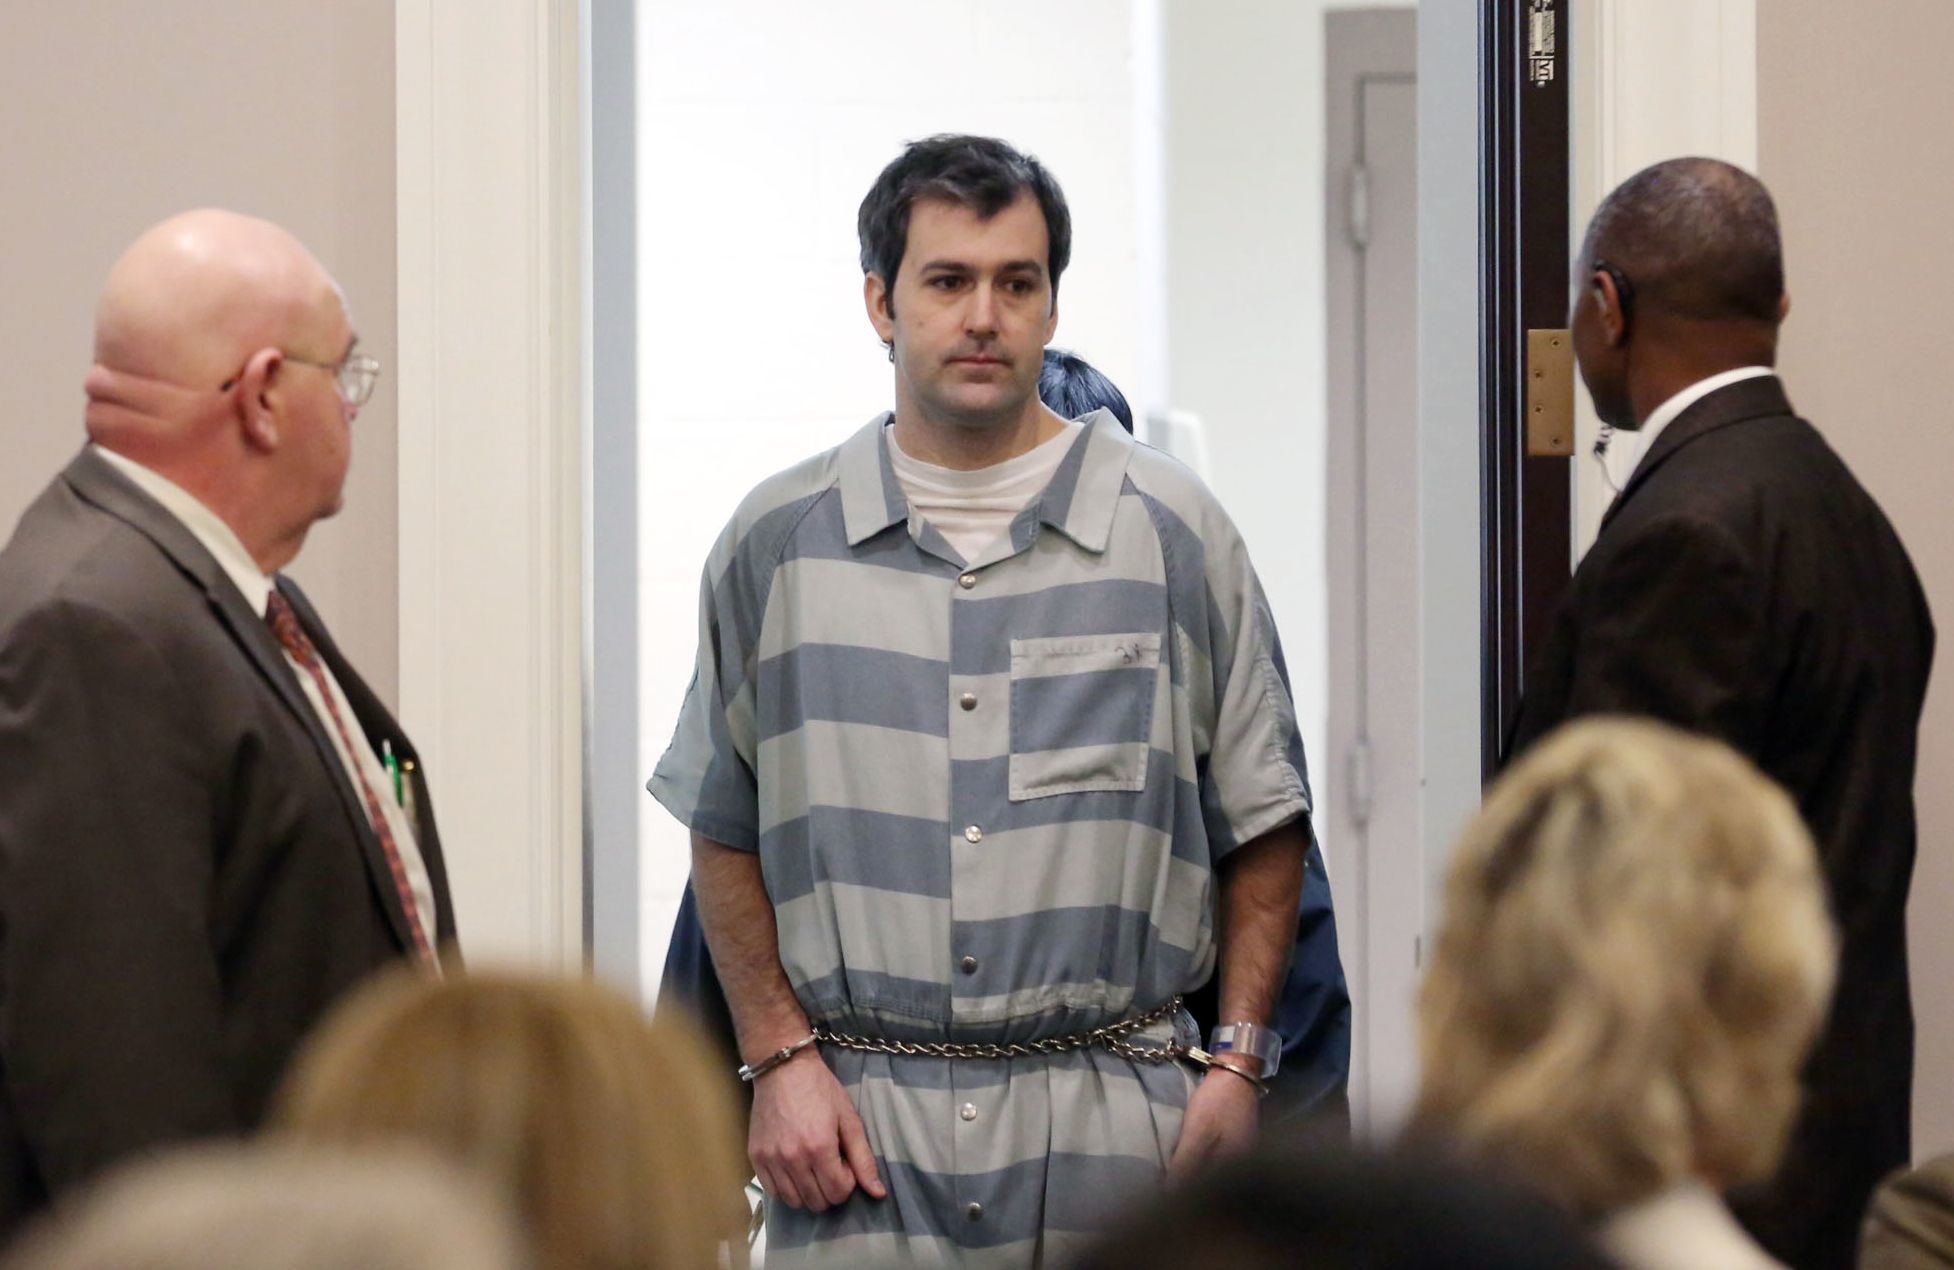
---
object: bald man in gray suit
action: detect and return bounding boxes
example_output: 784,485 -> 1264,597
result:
0,211 -> 457,1235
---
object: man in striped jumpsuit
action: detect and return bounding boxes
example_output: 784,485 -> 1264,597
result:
651,134 -> 1321,1265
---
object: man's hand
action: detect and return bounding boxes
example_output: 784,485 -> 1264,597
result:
1165,1066 -> 1260,1184
1171,820 -> 1303,1184
691,836 -> 885,1212
748,1049 -> 888,1213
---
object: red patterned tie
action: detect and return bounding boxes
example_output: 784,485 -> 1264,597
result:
265,590 -> 436,970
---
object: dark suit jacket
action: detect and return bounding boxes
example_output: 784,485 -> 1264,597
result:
1507,376 -> 1934,1270
0,449 -> 457,1235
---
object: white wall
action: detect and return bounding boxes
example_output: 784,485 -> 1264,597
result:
1158,0 -> 1340,847
634,0 -> 1146,989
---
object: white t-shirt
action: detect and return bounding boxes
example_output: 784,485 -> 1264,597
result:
885,417 -> 1084,563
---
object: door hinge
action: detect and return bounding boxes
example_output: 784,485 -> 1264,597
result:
1526,328 -> 1575,457
1346,737 -> 1374,829
1347,163 -> 1371,251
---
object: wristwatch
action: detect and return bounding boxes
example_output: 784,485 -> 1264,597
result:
1209,1022 -> 1282,1078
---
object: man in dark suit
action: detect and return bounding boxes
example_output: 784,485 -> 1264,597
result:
0,210 -> 456,1235
1507,158 -> 1933,1270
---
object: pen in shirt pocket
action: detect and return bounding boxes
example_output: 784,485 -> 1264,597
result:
381,739 -> 405,808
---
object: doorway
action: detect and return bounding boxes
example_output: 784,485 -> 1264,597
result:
1325,6 -> 1419,1135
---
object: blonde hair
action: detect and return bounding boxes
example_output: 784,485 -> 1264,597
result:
272,970 -> 748,1270
3,1144 -> 525,1270
1413,717 -> 1836,1216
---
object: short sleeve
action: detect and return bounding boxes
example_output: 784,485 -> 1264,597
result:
1195,522 -> 1314,859
647,543 -> 765,853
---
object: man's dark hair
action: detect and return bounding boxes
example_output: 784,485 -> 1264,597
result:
857,134 -> 1072,301
1039,348 -> 1132,432
1581,156 -> 1784,325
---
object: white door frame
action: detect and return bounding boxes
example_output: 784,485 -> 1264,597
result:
1327,6 -> 1421,1138
1412,0 -> 1484,1131
394,0 -> 587,968
1571,0 -> 1758,553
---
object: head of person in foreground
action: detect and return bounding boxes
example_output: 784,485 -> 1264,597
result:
1073,1143 -> 1613,1270
271,969 -> 749,1270
1,1144 -> 526,1270
1412,716 -> 1836,1218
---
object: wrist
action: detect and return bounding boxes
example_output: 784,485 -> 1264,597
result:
738,1016 -> 815,1068
737,1026 -> 820,1083
1208,1021 -> 1282,1079
1202,1055 -> 1269,1097
1207,1052 -> 1262,1078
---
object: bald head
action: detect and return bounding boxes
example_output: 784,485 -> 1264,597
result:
1580,158 -> 1784,326
83,211 -> 362,574
95,209 -> 346,387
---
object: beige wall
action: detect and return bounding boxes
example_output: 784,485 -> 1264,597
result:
0,1 -> 399,702
1759,0 -> 1954,1156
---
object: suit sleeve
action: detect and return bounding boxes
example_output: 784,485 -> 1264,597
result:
0,600 -> 236,1192
1560,514 -> 1770,751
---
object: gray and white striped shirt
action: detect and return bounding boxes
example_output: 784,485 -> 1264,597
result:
651,408 -> 1312,1263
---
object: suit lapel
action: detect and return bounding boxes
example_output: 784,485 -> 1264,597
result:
1599,375 -> 1797,533
277,579 -> 454,944
64,451 -> 323,732
63,451 -> 422,956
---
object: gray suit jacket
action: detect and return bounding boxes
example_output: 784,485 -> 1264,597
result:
0,448 -> 456,1235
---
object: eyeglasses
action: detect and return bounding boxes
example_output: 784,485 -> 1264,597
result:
219,347 -> 382,408
283,349 -> 382,407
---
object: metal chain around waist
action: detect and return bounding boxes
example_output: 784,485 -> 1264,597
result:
812,995 -> 1188,1064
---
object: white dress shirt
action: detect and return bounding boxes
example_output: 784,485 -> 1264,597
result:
1600,365 -> 1775,493
92,445 -> 438,941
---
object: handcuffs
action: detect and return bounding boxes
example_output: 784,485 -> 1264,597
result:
739,1011 -> 1283,1096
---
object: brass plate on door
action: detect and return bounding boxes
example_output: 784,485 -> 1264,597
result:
1526,328 -> 1574,457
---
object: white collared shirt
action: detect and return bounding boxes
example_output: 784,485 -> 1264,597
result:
1600,365 -> 1775,493
91,445 -> 437,941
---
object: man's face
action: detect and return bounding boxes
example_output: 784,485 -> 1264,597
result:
275,285 -> 358,522
868,191 -> 1059,430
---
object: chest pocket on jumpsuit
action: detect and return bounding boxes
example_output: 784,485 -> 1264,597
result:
1007,632 -> 1161,801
